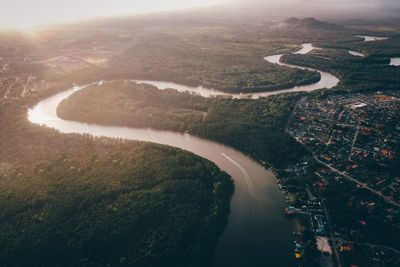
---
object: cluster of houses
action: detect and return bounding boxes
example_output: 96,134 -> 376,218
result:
290,92 -> 400,205
275,160 -> 333,265
276,92 -> 400,266
0,56 -> 46,103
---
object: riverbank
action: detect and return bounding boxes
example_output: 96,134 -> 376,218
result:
51,42 -> 342,266
0,81 -> 236,267
31,80 -> 298,267
109,36 -> 322,94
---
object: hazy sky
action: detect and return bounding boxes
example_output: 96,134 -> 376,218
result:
239,0 -> 400,8
1,0 -> 399,30
0,0 -> 228,29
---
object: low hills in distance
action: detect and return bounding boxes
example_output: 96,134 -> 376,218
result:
276,17 -> 345,31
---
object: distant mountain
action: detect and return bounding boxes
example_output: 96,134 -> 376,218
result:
277,17 -> 344,31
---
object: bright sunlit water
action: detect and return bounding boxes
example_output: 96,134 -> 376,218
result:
349,50 -> 365,57
26,42 -> 341,267
390,58 -> 400,66
28,81 -> 296,267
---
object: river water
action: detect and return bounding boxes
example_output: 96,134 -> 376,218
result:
28,84 -> 296,267
390,58 -> 400,66
357,35 -> 389,42
136,44 -> 339,99
349,50 -> 365,57
263,43 -> 339,93
355,36 -> 399,67
27,43 -> 340,266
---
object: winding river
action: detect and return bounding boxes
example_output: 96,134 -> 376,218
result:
263,43 -> 339,94
355,36 -> 399,66
135,43 -> 339,99
28,43 -> 339,267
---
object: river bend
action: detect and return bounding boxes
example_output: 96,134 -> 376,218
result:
28,43 -> 340,266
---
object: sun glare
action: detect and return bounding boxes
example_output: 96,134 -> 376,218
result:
0,0 -> 228,30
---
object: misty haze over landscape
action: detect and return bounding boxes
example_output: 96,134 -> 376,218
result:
1,0 -> 400,29
1,0 -> 400,267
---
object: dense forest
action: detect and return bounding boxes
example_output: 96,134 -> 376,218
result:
58,81 -> 208,132
2,14 -> 400,267
0,143 -> 233,266
106,33 -> 321,94
314,36 -> 400,58
281,38 -> 400,94
58,81 -> 307,168
0,81 -> 233,266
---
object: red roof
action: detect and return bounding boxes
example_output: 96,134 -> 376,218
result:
321,169 -> 332,174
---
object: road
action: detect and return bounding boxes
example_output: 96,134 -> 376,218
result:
287,100 -> 400,267
322,200 -> 342,267
288,99 -> 342,267
21,75 -> 33,97
28,82 -> 297,267
289,131 -> 400,209
348,124 -> 360,161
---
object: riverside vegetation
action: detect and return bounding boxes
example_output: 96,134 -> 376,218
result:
57,81 -> 307,168
0,84 -> 233,267
0,16 -> 329,267
108,34 -> 321,94
2,14 -> 400,267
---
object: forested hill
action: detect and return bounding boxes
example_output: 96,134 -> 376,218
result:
0,141 -> 233,266
57,81 -> 307,168
277,17 -> 345,31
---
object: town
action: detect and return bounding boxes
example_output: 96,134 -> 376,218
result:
1,5 -> 400,265
275,91 -> 400,266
